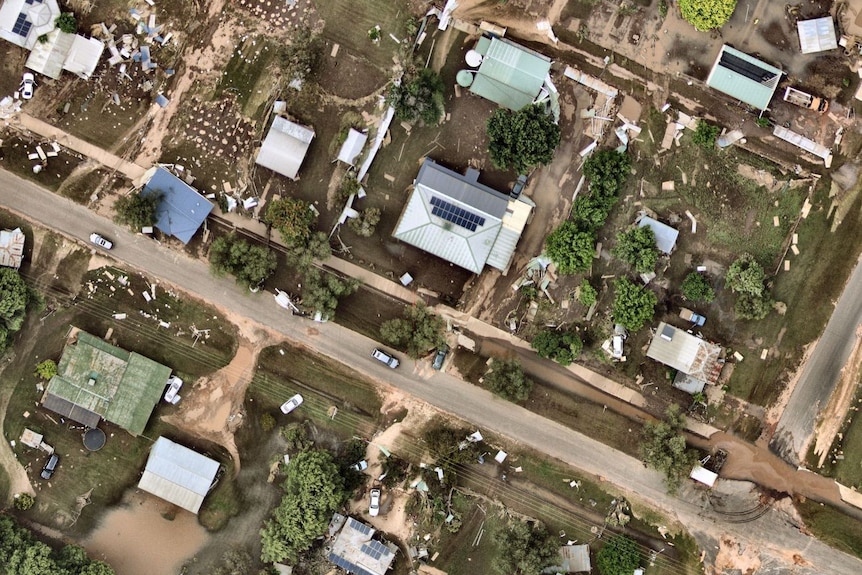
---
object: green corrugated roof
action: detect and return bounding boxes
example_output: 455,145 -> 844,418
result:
469,37 -> 551,110
706,45 -> 782,110
45,331 -> 171,435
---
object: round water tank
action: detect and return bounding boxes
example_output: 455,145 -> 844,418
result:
465,50 -> 483,67
83,428 -> 107,451
456,70 -> 474,87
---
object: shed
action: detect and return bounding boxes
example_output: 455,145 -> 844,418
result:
0,0 -> 60,49
328,516 -> 396,575
556,544 -> 591,573
690,464 -> 718,487
467,35 -> 552,110
140,167 -> 214,244
646,323 -> 723,389
797,17 -> 837,54
638,216 -> 678,254
337,128 -> 367,166
138,437 -> 220,514
26,30 -> 103,80
62,34 -> 104,79
256,115 -> 315,180
706,45 -> 782,110
0,227 -> 25,269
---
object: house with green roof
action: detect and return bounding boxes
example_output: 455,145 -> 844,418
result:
706,45 -> 783,111
41,330 -> 172,436
464,35 -> 552,111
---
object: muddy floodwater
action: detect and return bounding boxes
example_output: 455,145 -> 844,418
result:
84,491 -> 210,575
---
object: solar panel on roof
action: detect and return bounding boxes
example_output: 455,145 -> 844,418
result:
349,518 -> 372,536
719,51 -> 777,84
430,196 -> 486,232
12,13 -> 32,37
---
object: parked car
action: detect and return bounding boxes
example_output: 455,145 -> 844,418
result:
20,73 -> 35,100
40,453 -> 59,480
371,348 -> 399,369
369,488 -> 381,517
432,346 -> 449,370
352,459 -> 368,472
89,233 -> 113,250
510,174 -> 528,199
164,375 -> 183,404
280,393 -> 304,414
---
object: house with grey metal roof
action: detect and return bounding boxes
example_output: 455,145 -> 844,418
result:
797,17 -> 837,54
328,516 -> 396,575
0,0 -> 60,50
706,45 -> 782,111
462,35 -> 552,111
256,115 -> 315,180
393,158 -> 533,274
646,323 -> 724,394
140,167 -> 214,244
138,437 -> 220,514
638,216 -> 678,254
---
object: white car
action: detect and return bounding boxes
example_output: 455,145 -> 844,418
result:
369,488 -> 381,517
21,73 -> 35,100
89,233 -> 113,250
280,393 -> 303,414
164,376 -> 183,404
352,460 -> 368,472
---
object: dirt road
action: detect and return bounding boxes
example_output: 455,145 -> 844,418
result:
3,169 -> 862,573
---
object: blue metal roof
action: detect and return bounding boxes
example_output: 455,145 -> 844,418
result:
141,168 -> 214,244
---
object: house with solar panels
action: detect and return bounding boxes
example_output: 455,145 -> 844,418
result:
328,516 -> 396,575
0,0 -> 60,49
393,158 -> 534,275
705,45 -> 783,111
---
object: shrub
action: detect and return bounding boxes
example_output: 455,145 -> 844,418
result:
680,272 -> 715,302
692,120 -> 720,148
14,493 -> 35,511
578,279 -> 597,307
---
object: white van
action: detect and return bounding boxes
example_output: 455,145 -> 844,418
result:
371,348 -> 399,369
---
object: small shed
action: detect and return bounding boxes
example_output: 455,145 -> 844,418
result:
138,437 -> 220,514
646,322 -> 724,390
140,167 -> 214,244
256,115 -> 315,180
0,227 -> 25,269
797,17 -> 837,54
337,128 -> 367,166
706,45 -> 782,110
558,544 -> 591,573
690,464 -> 718,487
467,35 -> 552,111
638,216 -> 678,254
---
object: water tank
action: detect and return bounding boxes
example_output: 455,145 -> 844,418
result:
465,49 -> 483,67
456,70 -> 474,87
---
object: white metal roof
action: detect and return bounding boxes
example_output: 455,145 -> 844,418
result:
638,216 -> 678,254
772,125 -> 832,164
0,0 -> 60,49
486,198 -> 532,272
690,464 -> 718,487
25,28 -> 73,79
138,437 -> 219,514
256,116 -> 315,180
646,322 -> 723,384
337,128 -> 367,166
63,34 -> 104,79
797,17 -> 837,54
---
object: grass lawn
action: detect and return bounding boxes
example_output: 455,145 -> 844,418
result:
315,0 -> 411,71
434,493 -> 506,575
0,135 -> 84,192
796,499 -> 862,559
213,35 -> 278,117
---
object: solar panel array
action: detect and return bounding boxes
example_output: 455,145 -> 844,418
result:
12,13 -> 31,37
25,0 -> 44,5
430,196 -> 485,232
348,517 -> 372,536
360,540 -> 391,561
328,553 -> 376,575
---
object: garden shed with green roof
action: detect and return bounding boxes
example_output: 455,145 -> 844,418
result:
466,35 -> 551,111
41,329 -> 172,436
706,45 -> 782,111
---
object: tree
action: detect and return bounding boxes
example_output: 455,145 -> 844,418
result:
691,119 -> 720,147
597,534 -> 641,575
612,278 -> 657,332
679,0 -> 737,31
493,520 -> 559,575
14,493 -> 34,510
578,279 -> 597,307
485,358 -> 532,402
545,221 -> 595,274
613,226 -> 659,273
287,231 -> 332,272
0,268 -> 29,352
725,253 -> 766,295
387,67 -> 445,125
680,272 -> 715,303
735,291 -> 773,321
281,26 -> 321,82
531,329 -> 583,366
114,192 -> 159,231
487,104 -> 561,174
55,13 -> 77,34
260,450 -> 346,564
299,269 -> 359,320
348,208 -> 381,237
640,405 -> 698,494
34,360 -> 57,381
337,173 -> 361,203
573,150 -> 631,232
208,233 -> 277,288
266,197 -> 317,245
8,541 -> 58,575
380,302 -> 446,359
424,423 -> 483,464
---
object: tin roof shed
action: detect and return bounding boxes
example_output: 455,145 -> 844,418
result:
638,216 -> 678,254
256,115 -> 315,180
706,45 -> 782,110
138,437 -> 220,514
0,227 -> 25,269
337,128 -> 367,166
140,167 -> 214,244
646,323 -> 723,387
797,17 -> 837,54
468,35 -> 551,110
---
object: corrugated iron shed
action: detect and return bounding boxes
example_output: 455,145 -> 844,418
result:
138,437 -> 219,514
140,167 -> 214,244
24,28 -> 73,79
646,322 -> 723,386
638,216 -> 678,254
469,35 -> 551,110
706,45 -> 782,110
0,227 -> 25,269
63,34 -> 104,79
797,17 -> 837,54
256,115 -> 315,180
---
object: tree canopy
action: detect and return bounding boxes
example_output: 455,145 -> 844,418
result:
485,358 -> 533,402
208,233 -> 277,288
692,119 -> 720,147
493,520 -> 559,575
260,449 -> 346,564
680,272 -> 715,303
287,231 -> 332,272
299,269 -> 359,321
266,197 -> 317,246
424,423 -> 484,464
612,277 -> 657,332
613,226 -> 659,273
379,302 -> 446,359
573,150 -> 631,232
578,278 -> 598,307
280,26 -> 321,82
597,534 -> 641,575
544,221 -> 595,275
487,104 -> 561,174
34,360 -> 57,381
55,13 -> 77,34
348,208 -> 381,238
640,405 -> 698,494
114,192 -> 159,231
679,0 -> 737,31
0,516 -> 114,575
0,268 -> 30,353
725,253 -> 772,320
387,67 -> 445,125
531,329 -> 583,366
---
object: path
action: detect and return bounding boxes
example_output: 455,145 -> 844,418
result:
3,170 -> 862,574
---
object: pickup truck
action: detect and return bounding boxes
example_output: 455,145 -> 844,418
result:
782,86 -> 828,113
679,307 -> 706,327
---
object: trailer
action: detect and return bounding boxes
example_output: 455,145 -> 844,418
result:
782,86 -> 828,113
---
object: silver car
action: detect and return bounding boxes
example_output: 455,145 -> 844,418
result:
89,233 -> 113,250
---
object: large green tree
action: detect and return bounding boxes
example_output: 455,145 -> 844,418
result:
114,192 -> 159,231
493,520 -> 559,575
544,221 -> 595,274
380,302 -> 446,359
613,226 -> 659,273
387,67 -> 445,125
573,150 -> 631,232
208,233 -> 277,288
725,253 -> 772,320
0,268 -> 30,352
597,534 -> 641,575
680,272 -> 715,303
487,104 -> 561,174
640,405 -> 699,494
485,358 -> 533,402
299,269 -> 359,321
531,329 -> 583,366
679,0 -> 737,31
612,277 -> 657,332
260,449 -> 346,564
287,231 -> 332,272
692,120 -> 720,147
266,197 -> 317,245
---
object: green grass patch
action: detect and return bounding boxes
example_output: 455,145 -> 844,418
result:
0,136 -> 84,192
214,36 -> 277,114
315,0 -> 410,71
435,493 -> 505,575
199,459 -> 242,531
56,168 -> 124,205
0,464 -> 10,507
796,499 -> 862,559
